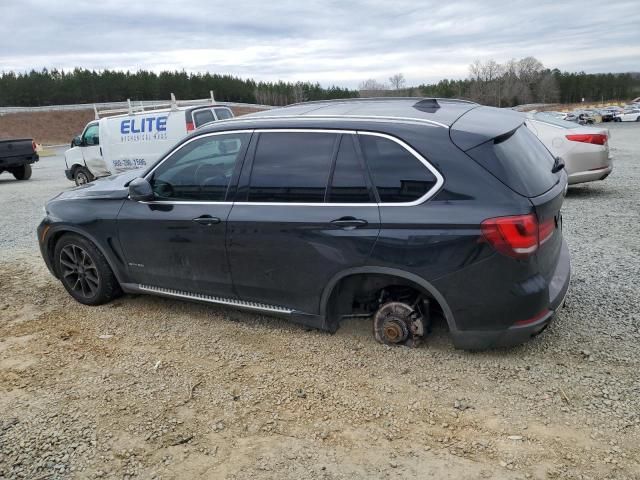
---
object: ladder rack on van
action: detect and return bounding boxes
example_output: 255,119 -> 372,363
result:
93,91 -> 217,119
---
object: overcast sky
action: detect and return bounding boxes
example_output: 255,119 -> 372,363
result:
1,0 -> 639,87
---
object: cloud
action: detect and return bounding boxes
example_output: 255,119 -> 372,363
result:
1,0 -> 639,87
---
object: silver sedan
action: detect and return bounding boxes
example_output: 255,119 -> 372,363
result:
526,113 -> 612,185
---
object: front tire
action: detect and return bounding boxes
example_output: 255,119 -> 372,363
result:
12,164 -> 32,180
74,167 -> 94,186
54,234 -> 121,305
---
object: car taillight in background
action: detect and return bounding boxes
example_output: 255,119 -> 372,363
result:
565,133 -> 607,145
481,214 -> 556,259
186,121 -> 195,132
32,140 -> 37,152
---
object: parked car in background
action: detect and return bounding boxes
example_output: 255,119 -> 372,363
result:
566,111 -> 596,125
39,98 -> 571,351
0,138 -> 39,181
614,108 -> 640,122
599,109 -> 615,122
65,99 -> 234,185
527,112 -> 612,185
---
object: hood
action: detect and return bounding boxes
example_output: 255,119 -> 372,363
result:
55,170 -> 140,201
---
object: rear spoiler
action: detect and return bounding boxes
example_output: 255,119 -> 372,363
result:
450,106 -> 525,151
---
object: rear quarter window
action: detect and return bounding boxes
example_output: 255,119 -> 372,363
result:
360,134 -> 438,203
467,126 -> 558,197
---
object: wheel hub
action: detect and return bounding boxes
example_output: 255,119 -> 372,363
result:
382,318 -> 409,343
59,244 -> 99,299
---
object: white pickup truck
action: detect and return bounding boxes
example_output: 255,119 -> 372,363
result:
64,101 -> 234,185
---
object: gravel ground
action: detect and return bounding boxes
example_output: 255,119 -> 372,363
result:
1,124 -> 639,479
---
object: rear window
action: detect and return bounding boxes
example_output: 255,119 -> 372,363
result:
214,108 -> 233,120
467,126 -> 557,197
193,109 -> 215,128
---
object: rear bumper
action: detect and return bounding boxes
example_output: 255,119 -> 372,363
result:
0,153 -> 39,169
450,238 -> 571,350
568,165 -> 612,185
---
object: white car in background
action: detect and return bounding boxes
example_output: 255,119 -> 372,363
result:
526,112 -> 612,185
613,108 -> 640,122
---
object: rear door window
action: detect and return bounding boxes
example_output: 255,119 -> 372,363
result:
247,132 -> 337,203
359,134 -> 437,203
467,126 -> 557,197
327,135 -> 372,203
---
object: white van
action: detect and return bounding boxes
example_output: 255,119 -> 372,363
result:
64,100 -> 234,185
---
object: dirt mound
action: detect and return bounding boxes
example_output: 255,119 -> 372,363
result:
0,106 -> 266,145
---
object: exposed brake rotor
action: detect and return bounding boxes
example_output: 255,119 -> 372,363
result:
373,301 -> 426,348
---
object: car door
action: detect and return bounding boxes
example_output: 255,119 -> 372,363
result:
227,130 -> 381,314
117,130 -> 252,296
81,123 -> 109,176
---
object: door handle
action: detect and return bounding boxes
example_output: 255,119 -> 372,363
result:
192,215 -> 221,226
330,217 -> 368,229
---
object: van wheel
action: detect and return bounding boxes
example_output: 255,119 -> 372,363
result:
54,234 -> 121,305
12,164 -> 32,180
74,167 -> 94,185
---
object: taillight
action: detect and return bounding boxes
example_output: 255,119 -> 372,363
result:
32,140 -> 37,151
565,133 -> 607,145
186,122 -> 195,132
481,214 -> 555,259
538,218 -> 555,246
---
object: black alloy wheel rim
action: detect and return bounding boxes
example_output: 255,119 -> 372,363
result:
60,244 -> 100,298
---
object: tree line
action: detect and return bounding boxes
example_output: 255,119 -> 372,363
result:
0,68 -> 358,107
416,57 -> 640,106
1,60 -> 639,108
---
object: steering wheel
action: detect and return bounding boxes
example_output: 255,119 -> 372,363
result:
153,179 -> 174,198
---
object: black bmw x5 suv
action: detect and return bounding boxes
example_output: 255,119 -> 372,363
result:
38,98 -> 570,350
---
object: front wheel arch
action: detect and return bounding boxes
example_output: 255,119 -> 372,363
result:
46,227 -> 126,285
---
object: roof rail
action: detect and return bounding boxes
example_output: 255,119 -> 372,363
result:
284,97 -> 477,108
93,91 -> 217,119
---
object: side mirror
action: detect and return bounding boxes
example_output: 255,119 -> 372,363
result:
128,177 -> 154,202
72,136 -> 82,147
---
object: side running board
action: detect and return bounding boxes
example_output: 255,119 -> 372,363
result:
138,284 -> 293,314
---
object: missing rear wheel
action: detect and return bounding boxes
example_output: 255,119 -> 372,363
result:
373,301 -> 427,348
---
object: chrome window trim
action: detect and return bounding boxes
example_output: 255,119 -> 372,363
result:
140,128 -> 444,207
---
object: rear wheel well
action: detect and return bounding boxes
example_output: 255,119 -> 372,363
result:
324,273 -> 447,332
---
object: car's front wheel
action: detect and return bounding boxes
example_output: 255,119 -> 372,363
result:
54,234 -> 121,305
74,166 -> 94,186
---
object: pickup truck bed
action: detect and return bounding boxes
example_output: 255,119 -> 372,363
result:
0,138 -> 39,180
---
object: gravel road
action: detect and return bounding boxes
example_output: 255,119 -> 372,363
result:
1,124 -> 639,479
